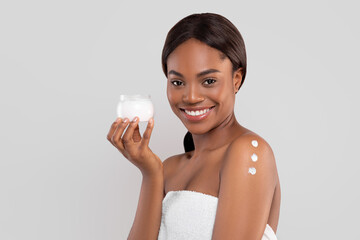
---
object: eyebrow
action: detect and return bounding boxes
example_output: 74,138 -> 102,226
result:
168,69 -> 220,78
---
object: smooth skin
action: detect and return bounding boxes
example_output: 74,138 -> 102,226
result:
107,38 -> 281,239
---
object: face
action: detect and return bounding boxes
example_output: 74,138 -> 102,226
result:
166,38 -> 242,135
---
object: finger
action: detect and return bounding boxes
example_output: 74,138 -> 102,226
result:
107,118 -> 122,144
112,118 -> 130,151
122,117 -> 139,147
132,124 -> 142,142
141,117 -> 154,147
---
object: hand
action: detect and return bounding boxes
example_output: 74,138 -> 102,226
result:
107,117 -> 163,176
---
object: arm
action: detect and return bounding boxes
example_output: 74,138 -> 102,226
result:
211,135 -> 277,240
127,168 -> 164,240
106,117 -> 164,240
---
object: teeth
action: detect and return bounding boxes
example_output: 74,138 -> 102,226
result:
184,108 -> 211,116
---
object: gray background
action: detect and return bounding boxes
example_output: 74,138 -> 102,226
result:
1,0 -> 359,239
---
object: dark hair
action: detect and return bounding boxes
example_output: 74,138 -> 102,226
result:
161,13 -> 247,153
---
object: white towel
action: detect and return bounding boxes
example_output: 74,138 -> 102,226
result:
158,190 -> 277,240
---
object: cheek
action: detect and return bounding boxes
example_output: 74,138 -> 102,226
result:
207,84 -> 229,100
166,86 -> 178,106
208,84 -> 235,108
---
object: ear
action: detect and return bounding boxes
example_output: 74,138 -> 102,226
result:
233,67 -> 243,94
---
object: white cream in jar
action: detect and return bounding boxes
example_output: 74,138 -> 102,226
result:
117,94 -> 154,122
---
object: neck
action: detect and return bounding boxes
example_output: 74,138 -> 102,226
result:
191,111 -> 245,154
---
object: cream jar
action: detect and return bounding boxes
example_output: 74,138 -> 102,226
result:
117,94 -> 154,122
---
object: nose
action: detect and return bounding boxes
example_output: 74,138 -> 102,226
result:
182,84 -> 204,104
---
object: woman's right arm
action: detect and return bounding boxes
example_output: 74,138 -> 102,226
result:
127,167 -> 164,240
107,117 -> 164,240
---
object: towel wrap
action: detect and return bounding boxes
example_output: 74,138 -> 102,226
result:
158,190 -> 277,240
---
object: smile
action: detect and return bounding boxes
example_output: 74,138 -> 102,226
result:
180,106 -> 215,121
185,108 -> 211,116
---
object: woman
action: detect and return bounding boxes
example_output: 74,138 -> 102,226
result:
107,13 -> 280,240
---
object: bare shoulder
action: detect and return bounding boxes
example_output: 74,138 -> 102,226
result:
212,132 -> 279,238
162,152 -> 188,180
232,131 -> 275,162
221,131 -> 277,183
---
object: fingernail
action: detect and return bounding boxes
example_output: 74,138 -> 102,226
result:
132,117 -> 138,122
123,118 -> 129,123
116,118 -> 121,122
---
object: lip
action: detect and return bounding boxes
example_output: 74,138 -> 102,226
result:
180,106 -> 215,122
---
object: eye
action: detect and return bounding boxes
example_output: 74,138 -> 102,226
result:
171,80 -> 183,86
204,78 -> 216,85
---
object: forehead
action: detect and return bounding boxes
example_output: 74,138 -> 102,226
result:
167,38 -> 231,74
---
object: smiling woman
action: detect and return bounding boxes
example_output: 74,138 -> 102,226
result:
159,13 -> 280,240
107,12 -> 280,240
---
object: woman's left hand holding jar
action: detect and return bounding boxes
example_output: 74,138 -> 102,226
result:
107,116 -> 163,177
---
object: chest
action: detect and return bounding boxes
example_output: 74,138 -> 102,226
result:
164,148 -> 228,198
